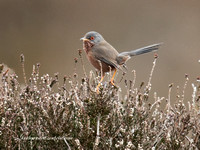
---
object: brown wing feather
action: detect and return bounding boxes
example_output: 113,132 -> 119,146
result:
92,40 -> 122,72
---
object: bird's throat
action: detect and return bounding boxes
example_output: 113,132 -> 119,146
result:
83,41 -> 94,54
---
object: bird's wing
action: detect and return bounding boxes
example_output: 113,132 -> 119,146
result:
92,41 -> 122,70
95,55 -> 121,70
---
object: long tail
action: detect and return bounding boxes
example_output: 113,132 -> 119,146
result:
128,43 -> 162,56
119,43 -> 162,57
116,43 -> 163,65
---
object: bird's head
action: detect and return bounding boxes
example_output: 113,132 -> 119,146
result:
80,31 -> 104,51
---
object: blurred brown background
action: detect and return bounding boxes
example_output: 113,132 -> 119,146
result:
0,0 -> 199,99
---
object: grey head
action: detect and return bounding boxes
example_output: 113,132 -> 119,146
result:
80,31 -> 104,45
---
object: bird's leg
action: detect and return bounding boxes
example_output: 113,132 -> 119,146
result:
96,75 -> 105,94
110,69 -> 117,86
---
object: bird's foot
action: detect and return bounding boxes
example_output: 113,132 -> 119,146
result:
96,87 -> 100,94
110,81 -> 118,88
96,84 -> 102,94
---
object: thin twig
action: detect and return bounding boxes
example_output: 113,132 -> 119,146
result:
191,83 -> 197,111
147,54 -> 158,88
64,138 -> 71,150
118,72 -> 126,83
150,96 -> 165,110
132,70 -> 136,89
87,115 -> 90,135
145,54 -> 158,95
185,136 -> 198,149
78,49 -> 87,77
98,60 -> 103,79
20,54 -> 27,85
181,74 -> 189,102
94,114 -> 101,149
166,83 -> 173,114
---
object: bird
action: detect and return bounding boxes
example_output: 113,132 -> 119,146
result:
80,31 -> 162,93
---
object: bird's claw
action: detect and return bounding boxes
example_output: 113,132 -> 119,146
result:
110,81 -> 118,88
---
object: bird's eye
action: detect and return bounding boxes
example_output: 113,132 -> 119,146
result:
90,36 -> 94,40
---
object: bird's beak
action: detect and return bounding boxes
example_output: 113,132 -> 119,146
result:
80,37 -> 90,42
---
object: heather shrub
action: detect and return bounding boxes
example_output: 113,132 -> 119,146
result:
0,53 -> 200,149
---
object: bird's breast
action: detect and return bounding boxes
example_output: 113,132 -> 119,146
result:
86,51 -> 115,73
86,51 -> 101,70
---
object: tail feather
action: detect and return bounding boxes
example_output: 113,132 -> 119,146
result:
118,43 -> 162,57
128,43 -> 162,56
116,43 -> 162,65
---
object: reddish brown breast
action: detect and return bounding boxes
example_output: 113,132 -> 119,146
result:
86,51 -> 115,73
